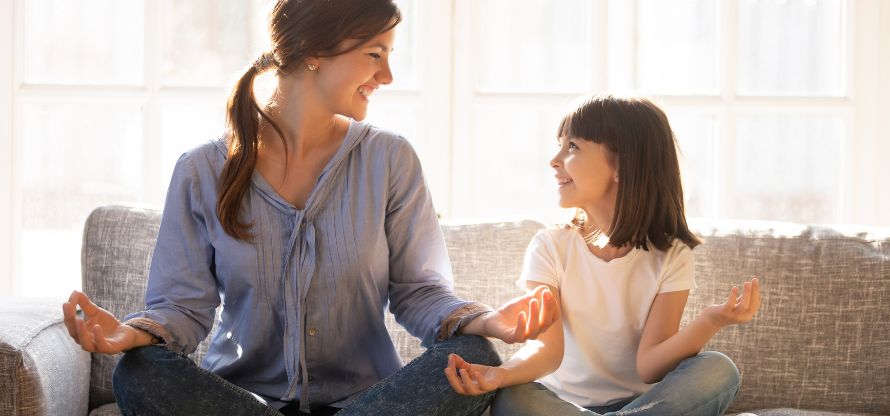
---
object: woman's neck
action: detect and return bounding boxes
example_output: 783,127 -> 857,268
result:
260,76 -> 343,156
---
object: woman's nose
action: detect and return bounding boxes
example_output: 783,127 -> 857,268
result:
376,60 -> 393,85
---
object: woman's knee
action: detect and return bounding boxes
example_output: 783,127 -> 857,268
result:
442,335 -> 502,367
113,346 -> 185,400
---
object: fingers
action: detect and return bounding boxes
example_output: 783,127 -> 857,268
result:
445,354 -> 485,396
458,368 -> 484,395
540,288 -> 559,327
738,281 -> 753,311
71,290 -> 100,317
724,286 -> 738,312
523,298 -> 541,339
91,324 -> 117,354
75,317 -> 96,352
509,311 -> 527,344
444,355 -> 466,394
62,301 -> 80,343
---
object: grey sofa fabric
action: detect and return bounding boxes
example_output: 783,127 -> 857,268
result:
685,219 -> 890,415
0,298 -> 90,416
1,205 -> 888,415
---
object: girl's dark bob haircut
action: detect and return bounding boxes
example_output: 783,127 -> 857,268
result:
559,93 -> 701,251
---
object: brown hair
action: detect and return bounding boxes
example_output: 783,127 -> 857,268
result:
558,94 -> 701,251
218,0 -> 401,240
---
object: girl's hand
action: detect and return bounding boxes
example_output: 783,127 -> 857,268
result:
444,353 -> 507,396
477,285 -> 559,344
702,277 -> 762,329
62,290 -> 147,354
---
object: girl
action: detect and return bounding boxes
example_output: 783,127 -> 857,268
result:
61,1 -> 558,415
445,94 -> 761,416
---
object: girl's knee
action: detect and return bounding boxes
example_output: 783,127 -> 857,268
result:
690,351 -> 740,393
491,383 -> 544,416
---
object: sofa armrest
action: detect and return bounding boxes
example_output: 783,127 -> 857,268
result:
0,297 -> 90,416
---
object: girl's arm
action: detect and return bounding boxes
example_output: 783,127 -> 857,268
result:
445,282 -> 565,395
636,278 -> 760,384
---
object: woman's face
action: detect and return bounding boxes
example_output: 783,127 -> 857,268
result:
312,27 -> 395,120
550,136 -> 619,212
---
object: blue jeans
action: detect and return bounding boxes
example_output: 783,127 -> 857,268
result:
113,335 -> 501,416
491,351 -> 740,416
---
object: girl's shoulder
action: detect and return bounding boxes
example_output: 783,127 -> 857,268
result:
528,226 -> 582,254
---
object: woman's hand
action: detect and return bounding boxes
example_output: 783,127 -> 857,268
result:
702,277 -> 761,329
62,290 -> 150,354
469,285 -> 559,344
444,353 -> 507,396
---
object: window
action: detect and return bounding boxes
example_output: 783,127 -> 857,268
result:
2,0 -> 888,297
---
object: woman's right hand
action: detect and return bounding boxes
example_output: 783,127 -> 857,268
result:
62,290 -> 151,354
444,353 -> 507,396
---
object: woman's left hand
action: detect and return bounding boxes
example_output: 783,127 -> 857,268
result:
474,285 -> 559,344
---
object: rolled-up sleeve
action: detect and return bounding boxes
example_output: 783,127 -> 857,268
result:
384,138 -> 469,347
124,153 -> 220,354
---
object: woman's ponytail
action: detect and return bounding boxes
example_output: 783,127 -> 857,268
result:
217,52 -> 280,241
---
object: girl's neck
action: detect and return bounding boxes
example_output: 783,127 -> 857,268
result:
578,205 -> 632,262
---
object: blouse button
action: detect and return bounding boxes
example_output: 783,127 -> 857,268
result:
308,328 -> 317,336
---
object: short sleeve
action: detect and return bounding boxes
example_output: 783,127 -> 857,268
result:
657,241 -> 696,294
517,230 -> 562,290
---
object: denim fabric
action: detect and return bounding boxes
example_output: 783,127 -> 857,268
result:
491,351 -> 740,416
113,335 -> 500,416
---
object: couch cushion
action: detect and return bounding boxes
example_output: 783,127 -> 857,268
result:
686,219 -> 890,415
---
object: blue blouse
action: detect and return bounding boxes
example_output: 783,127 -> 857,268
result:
125,120 -> 471,409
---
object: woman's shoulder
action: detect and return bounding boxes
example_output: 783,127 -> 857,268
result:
168,136 -> 228,181
177,137 -> 227,167
354,120 -> 413,152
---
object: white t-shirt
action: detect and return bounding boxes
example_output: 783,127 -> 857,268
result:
518,228 -> 695,407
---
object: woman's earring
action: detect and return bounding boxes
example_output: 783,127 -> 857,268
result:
307,64 -> 318,71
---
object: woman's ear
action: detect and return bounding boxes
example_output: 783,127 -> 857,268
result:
304,57 -> 320,72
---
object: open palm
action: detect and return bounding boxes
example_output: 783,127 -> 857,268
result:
484,285 -> 559,344
703,277 -> 761,328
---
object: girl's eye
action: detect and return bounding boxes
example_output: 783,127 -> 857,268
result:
568,142 -> 578,150
369,53 -> 382,60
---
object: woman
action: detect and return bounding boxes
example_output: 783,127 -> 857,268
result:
61,1 -> 557,415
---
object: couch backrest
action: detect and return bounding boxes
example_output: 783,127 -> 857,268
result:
82,205 -> 890,414
685,219 -> 890,415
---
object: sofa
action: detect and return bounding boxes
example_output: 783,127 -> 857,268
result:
1,204 -> 888,415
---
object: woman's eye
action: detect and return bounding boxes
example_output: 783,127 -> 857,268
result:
369,53 -> 382,60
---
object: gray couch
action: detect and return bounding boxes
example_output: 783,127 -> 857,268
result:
1,204 -> 888,415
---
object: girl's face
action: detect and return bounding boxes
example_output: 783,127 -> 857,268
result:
311,27 -> 395,120
550,136 -> 619,212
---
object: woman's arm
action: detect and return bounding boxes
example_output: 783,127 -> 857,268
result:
636,278 -> 760,384
445,282 -> 565,395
